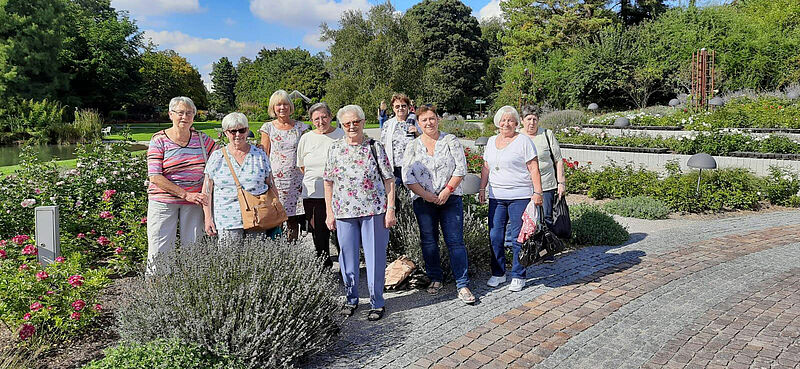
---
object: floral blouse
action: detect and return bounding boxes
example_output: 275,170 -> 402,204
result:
401,133 -> 467,201
323,139 -> 394,219
260,121 -> 308,216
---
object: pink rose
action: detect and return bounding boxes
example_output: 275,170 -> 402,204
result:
19,324 -> 35,340
94,304 -> 103,311
0,249 -> 6,259
22,313 -> 31,321
30,302 -> 43,311
19,264 -> 29,271
76,233 -> 85,239
21,245 -> 37,255
114,247 -> 123,254
35,271 -> 49,281
70,312 -> 81,320
55,256 -> 65,263
71,300 -> 86,311
46,290 -> 54,295
140,217 -> 147,224
101,189 -> 116,202
99,211 -> 114,219
67,275 -> 84,287
115,230 -> 125,236
12,235 -> 30,245
97,236 -> 111,246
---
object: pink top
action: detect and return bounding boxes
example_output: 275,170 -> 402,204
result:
147,129 -> 218,204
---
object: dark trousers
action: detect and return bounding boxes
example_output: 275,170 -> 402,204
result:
303,198 -> 336,268
393,166 -> 403,186
541,189 -> 557,229
412,196 -> 470,289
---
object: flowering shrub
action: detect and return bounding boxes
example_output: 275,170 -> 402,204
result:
464,147 -> 483,173
762,166 -> 800,207
0,235 -> 110,342
116,236 -> 340,369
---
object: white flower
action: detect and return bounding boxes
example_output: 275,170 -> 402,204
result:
112,171 -> 119,175
21,199 -> 36,208
49,196 -> 56,202
96,177 -> 107,184
76,162 -> 84,168
782,175 -> 793,181
144,180 -> 150,187
757,191 -> 762,196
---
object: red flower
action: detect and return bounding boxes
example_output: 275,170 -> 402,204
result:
22,313 -> 31,321
97,236 -> 111,246
70,312 -> 81,320
30,302 -> 43,311
19,264 -> 29,271
55,256 -> 65,263
114,247 -> 123,254
71,300 -> 86,311
76,233 -> 86,239
0,249 -> 6,259
101,189 -> 116,202
12,235 -> 30,245
19,324 -> 35,340
99,211 -> 114,220
21,245 -> 37,255
140,217 -> 147,224
115,230 -> 125,236
67,275 -> 84,288
36,271 -> 49,281
94,304 -> 103,311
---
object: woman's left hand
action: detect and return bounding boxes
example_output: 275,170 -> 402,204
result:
532,193 -> 543,206
385,209 -> 397,228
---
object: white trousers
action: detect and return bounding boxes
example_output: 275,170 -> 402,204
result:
146,200 -> 204,267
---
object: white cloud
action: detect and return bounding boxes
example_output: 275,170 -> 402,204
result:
249,0 -> 371,29
143,30 -> 261,56
302,32 -> 330,50
112,0 -> 202,16
224,17 -> 237,26
478,0 -> 504,21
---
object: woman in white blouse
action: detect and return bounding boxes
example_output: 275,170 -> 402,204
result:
478,106 -> 543,292
402,105 -> 475,305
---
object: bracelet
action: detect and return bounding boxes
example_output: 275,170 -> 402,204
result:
387,205 -> 396,210
445,184 -> 455,192
479,188 -> 486,192
558,181 -> 565,184
533,192 -> 543,196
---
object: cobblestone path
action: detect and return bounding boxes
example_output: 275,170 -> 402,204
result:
307,210 -> 800,369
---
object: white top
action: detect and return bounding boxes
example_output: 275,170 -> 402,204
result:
401,133 -> 467,201
483,134 -> 538,199
297,127 -> 346,198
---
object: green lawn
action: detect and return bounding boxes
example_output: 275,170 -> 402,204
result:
106,121 -> 380,142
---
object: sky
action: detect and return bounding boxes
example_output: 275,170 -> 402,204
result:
109,0 -> 728,90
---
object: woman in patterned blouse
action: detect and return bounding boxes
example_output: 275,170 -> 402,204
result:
323,105 -> 397,321
203,112 -> 280,241
402,105 -> 475,305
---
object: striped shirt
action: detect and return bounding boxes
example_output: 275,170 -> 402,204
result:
147,129 -> 218,204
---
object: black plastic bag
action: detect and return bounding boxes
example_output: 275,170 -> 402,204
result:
551,195 -> 571,239
519,207 -> 565,267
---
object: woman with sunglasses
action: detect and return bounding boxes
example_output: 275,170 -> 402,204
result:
380,93 -> 420,185
324,105 -> 396,321
203,112 -> 280,241
259,90 -> 308,242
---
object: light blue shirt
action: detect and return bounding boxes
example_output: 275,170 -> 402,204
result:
205,145 -> 271,230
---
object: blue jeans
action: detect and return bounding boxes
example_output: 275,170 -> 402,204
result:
412,196 -> 470,289
541,189 -> 556,229
488,198 -> 529,279
336,213 -> 389,309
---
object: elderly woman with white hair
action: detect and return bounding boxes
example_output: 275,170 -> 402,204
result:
478,105 -> 544,293
147,96 -> 218,267
203,112 -> 280,240
259,89 -> 308,242
324,104 -> 396,321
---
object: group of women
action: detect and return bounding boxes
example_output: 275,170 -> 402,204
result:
146,92 -> 564,321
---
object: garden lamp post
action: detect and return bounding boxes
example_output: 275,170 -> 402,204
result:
687,153 -> 717,195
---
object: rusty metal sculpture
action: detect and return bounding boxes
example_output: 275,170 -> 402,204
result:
690,48 -> 716,110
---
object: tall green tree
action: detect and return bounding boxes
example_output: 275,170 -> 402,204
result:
612,0 -> 668,26
0,0 -> 69,103
321,2 -> 414,122
479,17 -> 505,105
404,0 -> 488,113
500,0 -> 614,61
234,48 -> 326,116
60,0 -> 143,112
209,57 -> 237,113
136,48 -> 208,112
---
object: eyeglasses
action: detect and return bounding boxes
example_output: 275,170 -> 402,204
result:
227,127 -> 249,135
393,104 -> 408,110
340,119 -> 363,128
171,110 -> 195,117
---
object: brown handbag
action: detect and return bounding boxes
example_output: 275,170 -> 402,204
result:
221,146 -> 287,231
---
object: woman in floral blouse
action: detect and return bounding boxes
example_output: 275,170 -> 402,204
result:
402,105 -> 475,305
324,104 -> 397,321
259,89 -> 308,242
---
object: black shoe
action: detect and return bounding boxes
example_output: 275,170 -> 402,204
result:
367,307 -> 385,321
340,304 -> 357,317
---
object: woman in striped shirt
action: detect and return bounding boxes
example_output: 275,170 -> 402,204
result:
146,96 -> 218,270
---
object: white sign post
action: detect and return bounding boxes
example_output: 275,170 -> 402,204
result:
35,206 -> 60,267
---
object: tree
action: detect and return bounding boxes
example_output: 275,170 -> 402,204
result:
321,2 -> 415,122
234,48 -> 327,117
611,0 -> 668,26
209,57 -> 237,113
404,0 -> 489,113
136,48 -> 208,113
479,17 -> 506,106
500,0 -> 614,61
59,0 -> 143,112
0,0 -> 69,103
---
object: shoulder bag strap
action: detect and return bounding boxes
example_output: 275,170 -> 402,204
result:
543,129 -> 557,169
198,131 -> 208,164
221,146 -> 243,189
368,139 -> 381,174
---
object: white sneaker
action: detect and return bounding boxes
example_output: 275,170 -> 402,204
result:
487,275 -> 506,287
508,278 -> 526,292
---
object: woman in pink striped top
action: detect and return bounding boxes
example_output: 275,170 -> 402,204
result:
146,96 -> 218,270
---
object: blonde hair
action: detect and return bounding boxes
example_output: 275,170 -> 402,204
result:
268,90 -> 295,118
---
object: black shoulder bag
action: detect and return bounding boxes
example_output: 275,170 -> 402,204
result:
543,130 -> 571,239
519,206 -> 565,267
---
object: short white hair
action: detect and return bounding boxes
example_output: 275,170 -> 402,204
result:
221,112 -> 249,131
493,105 -> 520,128
336,104 -> 365,123
268,90 -> 295,118
169,96 -> 197,115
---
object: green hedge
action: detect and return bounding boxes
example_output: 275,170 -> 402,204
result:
82,339 -> 242,369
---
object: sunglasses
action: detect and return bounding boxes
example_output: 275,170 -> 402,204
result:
340,119 -> 363,128
227,127 -> 249,135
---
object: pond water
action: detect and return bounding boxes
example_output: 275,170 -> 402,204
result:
0,144 -> 148,167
